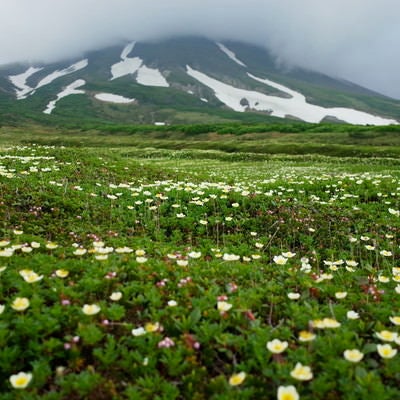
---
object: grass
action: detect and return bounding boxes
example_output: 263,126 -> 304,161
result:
2,124 -> 400,158
0,128 -> 399,399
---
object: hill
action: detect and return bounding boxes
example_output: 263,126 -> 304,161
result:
0,37 -> 399,127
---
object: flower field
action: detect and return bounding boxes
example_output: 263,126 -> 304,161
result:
0,144 -> 399,399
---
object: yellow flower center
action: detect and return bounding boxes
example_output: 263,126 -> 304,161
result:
229,372 -> 246,386
15,377 -> 28,387
281,394 -> 295,400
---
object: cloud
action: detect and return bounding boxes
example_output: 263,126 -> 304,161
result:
1,0 -> 399,98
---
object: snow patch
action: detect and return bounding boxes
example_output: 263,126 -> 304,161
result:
247,73 -> 398,125
216,43 -> 246,67
94,93 -> 135,103
120,41 -> 136,60
110,42 -> 169,87
37,59 -> 88,89
110,57 -> 142,80
248,74 -> 306,102
9,60 -> 88,100
43,79 -> 85,115
200,98 -> 208,103
186,66 -> 397,125
8,67 -> 43,99
136,65 -> 169,87
111,42 -> 143,80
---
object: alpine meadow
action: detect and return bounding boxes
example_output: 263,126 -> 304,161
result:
0,32 -> 400,400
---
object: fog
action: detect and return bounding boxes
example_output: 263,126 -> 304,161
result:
1,0 -> 399,98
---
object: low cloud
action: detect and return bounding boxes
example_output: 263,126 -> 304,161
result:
1,0 -> 399,98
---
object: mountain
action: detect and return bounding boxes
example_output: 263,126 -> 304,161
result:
0,36 -> 399,126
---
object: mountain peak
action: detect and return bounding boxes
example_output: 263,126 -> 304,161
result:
1,37 -> 399,126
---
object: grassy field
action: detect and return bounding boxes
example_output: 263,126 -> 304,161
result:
2,124 -> 400,157
0,127 -> 399,399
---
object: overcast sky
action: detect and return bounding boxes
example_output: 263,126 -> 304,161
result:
1,0 -> 399,98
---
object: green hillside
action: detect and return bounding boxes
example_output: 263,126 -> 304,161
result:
0,36 -> 399,126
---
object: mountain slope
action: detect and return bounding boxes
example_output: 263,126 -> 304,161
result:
0,37 -> 399,126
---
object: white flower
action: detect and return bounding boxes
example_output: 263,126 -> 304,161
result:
109,292 -> 122,301
344,349 -> 364,362
287,293 -> 300,300
277,385 -> 299,400
347,310 -> 360,320
132,327 -> 146,336
9,372 -> 32,389
222,253 -> 240,261
188,251 -> 201,259
228,371 -> 246,386
11,297 -> 30,311
346,260 -> 358,267
298,331 -> 316,342
115,247 -> 133,254
322,318 -> 341,328
311,318 -> 341,329
266,339 -> 288,354
217,301 -> 232,312
282,251 -> 296,258
273,255 -> 288,265
145,322 -> 160,332
19,269 -> 43,283
55,269 -> 69,278
389,316 -> 400,326
82,304 -> 101,315
73,248 -> 87,256
375,330 -> 398,342
393,267 -> 400,276
0,248 -> 14,257
377,344 -> 397,359
290,363 -> 313,381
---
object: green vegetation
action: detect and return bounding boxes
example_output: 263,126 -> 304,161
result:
2,123 -> 400,158
0,128 -> 399,399
1,37 -> 400,127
